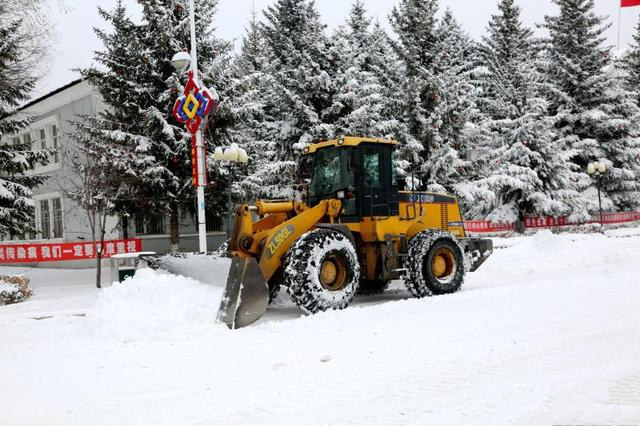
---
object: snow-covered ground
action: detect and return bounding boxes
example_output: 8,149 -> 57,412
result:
1,228 -> 639,425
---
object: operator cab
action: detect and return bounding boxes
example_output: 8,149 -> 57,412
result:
303,137 -> 400,221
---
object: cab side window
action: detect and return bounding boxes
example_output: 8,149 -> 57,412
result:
363,148 -> 380,186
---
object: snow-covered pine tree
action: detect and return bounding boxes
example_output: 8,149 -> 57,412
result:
620,17 -> 640,105
422,9 -> 478,193
130,0 -> 230,249
78,0 -> 152,238
80,0 -> 231,248
325,1 -> 397,139
455,0 -> 591,224
262,0 -> 332,152
617,17 -> 640,208
478,0 -> 533,122
220,8 -> 297,201
389,0 -> 440,179
542,0 -> 640,211
368,21 -> 405,139
0,4 -> 49,238
389,2 -> 478,192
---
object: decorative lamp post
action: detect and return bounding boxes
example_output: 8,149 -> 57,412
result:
587,161 -> 607,227
213,144 -> 248,237
170,0 -> 221,253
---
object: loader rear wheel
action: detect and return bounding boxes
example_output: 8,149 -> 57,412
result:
405,230 -> 465,298
284,229 -> 360,314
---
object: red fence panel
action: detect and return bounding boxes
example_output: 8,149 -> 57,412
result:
464,211 -> 640,233
0,238 -> 142,263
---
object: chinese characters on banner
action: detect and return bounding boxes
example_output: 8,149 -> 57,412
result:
0,239 -> 142,263
190,137 -> 208,187
463,221 -> 515,233
464,211 -> 640,233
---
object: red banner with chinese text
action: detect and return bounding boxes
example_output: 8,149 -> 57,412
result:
190,138 -> 207,188
0,239 -> 142,263
191,138 -> 199,187
463,220 -> 515,233
464,211 -> 640,233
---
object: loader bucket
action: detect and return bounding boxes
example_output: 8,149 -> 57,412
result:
216,257 -> 269,329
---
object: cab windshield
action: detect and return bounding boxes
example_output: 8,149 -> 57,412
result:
309,146 -> 353,198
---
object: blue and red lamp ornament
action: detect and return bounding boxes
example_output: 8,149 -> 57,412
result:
172,69 -> 222,187
172,70 -> 222,134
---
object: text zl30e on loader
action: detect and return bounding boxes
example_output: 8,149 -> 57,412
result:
217,137 -> 493,329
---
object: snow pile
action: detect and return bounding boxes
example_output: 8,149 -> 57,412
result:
85,268 -> 223,341
0,283 -> 21,304
0,275 -> 32,305
143,253 -> 231,287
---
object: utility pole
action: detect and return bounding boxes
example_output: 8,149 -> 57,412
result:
189,0 -> 207,253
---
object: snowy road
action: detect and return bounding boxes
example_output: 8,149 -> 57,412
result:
1,228 -> 639,425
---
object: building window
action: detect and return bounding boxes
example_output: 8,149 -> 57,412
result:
23,133 -> 31,149
52,198 -> 63,238
135,216 -> 145,234
14,118 -> 62,171
363,147 -> 381,186
52,125 -> 60,163
135,214 -> 166,235
205,207 -> 222,232
148,214 -> 165,235
39,129 -> 46,150
33,195 -> 63,240
40,199 -> 51,239
28,215 -> 37,240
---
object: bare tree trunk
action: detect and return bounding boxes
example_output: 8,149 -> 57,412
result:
95,211 -> 103,288
86,208 -> 101,289
169,202 -> 179,252
96,251 -> 102,289
515,210 -> 525,234
95,209 -> 109,288
121,215 -> 129,240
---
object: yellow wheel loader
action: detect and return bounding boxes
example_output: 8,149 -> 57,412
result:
217,137 -> 493,329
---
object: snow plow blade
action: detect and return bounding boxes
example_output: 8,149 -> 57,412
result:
216,257 -> 269,329
465,238 -> 494,272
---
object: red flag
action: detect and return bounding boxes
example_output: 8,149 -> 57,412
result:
622,0 -> 640,7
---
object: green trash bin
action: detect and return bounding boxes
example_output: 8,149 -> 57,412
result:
109,252 -> 156,285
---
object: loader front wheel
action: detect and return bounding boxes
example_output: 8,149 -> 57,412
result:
267,268 -> 283,304
284,229 -> 360,314
405,230 -> 465,298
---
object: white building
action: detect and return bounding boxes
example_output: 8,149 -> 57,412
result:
1,80 -> 225,264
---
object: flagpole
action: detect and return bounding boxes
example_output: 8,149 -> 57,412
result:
618,2 -> 622,51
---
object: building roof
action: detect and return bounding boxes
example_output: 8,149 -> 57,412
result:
19,79 -> 84,112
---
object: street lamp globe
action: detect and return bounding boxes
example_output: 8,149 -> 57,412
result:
224,146 -> 239,162
238,148 -> 249,164
597,162 -> 607,173
171,51 -> 191,73
214,147 -> 224,161
587,163 -> 596,175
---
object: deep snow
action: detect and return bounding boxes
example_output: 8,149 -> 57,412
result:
0,228 -> 639,425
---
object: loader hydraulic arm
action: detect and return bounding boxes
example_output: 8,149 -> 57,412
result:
230,199 -> 343,283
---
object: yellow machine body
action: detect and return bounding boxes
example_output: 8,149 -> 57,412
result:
217,137 -> 491,329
